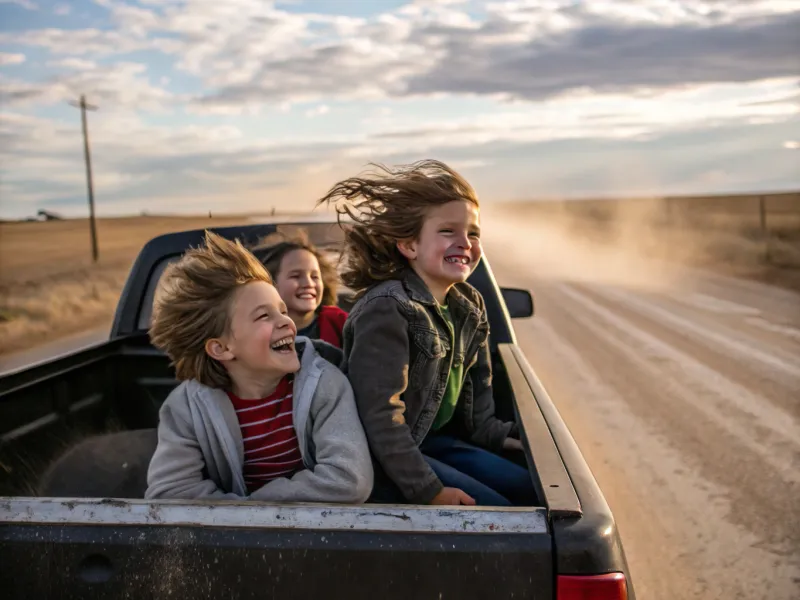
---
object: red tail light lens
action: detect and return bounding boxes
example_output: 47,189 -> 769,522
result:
557,573 -> 627,600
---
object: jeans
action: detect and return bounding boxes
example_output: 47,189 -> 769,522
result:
420,434 -> 537,506
369,434 -> 537,507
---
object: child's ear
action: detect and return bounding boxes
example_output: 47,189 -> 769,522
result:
396,239 -> 417,261
205,338 -> 235,362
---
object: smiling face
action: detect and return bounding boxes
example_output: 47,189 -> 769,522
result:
397,200 -> 482,303
274,249 -> 324,323
205,281 -> 300,382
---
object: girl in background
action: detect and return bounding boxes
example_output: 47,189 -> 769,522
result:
253,230 -> 348,348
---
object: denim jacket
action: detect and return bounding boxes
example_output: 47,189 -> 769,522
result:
340,269 -> 518,504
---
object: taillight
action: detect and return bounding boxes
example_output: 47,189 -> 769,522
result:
556,573 -> 627,600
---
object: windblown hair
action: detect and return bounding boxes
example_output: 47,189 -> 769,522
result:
149,230 -> 272,389
251,228 -> 339,307
316,159 -> 479,294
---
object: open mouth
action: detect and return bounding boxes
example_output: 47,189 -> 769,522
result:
445,255 -> 470,265
270,336 -> 295,354
296,292 -> 316,300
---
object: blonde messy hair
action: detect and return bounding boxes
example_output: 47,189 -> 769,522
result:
316,159 -> 479,294
150,230 -> 272,389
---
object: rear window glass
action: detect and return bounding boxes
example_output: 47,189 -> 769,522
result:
137,224 -> 348,331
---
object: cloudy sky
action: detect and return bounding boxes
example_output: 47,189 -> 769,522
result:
1,0 -> 798,219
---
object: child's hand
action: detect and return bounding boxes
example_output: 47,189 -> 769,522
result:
431,487 -> 476,506
503,437 -> 524,451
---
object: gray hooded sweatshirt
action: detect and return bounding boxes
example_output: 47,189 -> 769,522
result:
145,338 -> 373,503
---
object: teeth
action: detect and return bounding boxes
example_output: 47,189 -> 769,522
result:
446,256 -> 469,264
271,337 -> 294,350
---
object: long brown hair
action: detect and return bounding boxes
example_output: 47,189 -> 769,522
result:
251,229 -> 340,307
316,159 -> 479,294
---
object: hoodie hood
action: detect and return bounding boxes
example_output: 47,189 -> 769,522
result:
291,336 -> 328,460
295,336 -> 343,369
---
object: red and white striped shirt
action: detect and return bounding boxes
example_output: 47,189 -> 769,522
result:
227,375 -> 305,494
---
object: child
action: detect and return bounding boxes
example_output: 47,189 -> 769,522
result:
145,230 -> 373,503
252,230 -> 348,348
317,159 -> 535,507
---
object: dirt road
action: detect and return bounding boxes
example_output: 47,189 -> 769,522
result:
485,221 -> 800,598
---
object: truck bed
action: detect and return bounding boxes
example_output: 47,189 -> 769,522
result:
0,333 -> 530,499
0,333 -> 558,599
0,335 -> 169,497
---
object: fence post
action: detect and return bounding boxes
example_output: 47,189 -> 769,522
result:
759,195 -> 770,262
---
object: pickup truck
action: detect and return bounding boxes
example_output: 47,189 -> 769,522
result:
0,219 -> 634,599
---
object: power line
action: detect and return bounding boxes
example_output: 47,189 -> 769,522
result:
68,95 -> 99,262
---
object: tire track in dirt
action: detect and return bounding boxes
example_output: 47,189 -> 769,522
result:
499,274 -> 800,600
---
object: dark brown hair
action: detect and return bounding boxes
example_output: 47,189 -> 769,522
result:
149,230 -> 272,389
251,229 -> 339,307
316,159 -> 479,293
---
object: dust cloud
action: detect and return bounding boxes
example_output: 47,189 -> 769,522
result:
479,194 -> 799,293
480,199 -> 697,293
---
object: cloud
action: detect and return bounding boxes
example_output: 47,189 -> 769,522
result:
46,58 -> 97,70
745,91 -> 800,106
0,110 -> 362,218
403,4 -> 800,101
0,52 -> 25,66
784,140 -> 800,149
412,0 -> 469,5
5,0 -> 797,110
355,79 -> 800,158
0,0 -> 798,218
53,3 -> 70,16
305,104 -> 330,118
0,27 -> 180,57
2,73 -> 798,219
0,62 -> 176,110
190,0 -> 800,107
0,0 -> 37,10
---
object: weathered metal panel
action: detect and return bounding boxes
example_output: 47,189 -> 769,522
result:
0,523 -> 554,599
0,497 -> 549,534
499,344 -> 581,517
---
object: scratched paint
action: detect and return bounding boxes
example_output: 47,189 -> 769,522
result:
0,497 -> 549,534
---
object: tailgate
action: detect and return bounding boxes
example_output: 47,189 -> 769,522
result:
0,498 -> 553,599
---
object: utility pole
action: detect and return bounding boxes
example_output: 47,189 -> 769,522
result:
69,95 -> 99,262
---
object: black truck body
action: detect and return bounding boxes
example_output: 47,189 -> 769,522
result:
0,220 -> 634,599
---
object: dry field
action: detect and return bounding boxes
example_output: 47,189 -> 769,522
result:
1,192 -> 799,358
0,215 -> 256,356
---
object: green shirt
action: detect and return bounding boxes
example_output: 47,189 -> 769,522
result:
431,304 -> 463,431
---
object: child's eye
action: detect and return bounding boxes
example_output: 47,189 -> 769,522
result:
469,231 -> 480,238
258,313 -> 269,320
439,228 -> 453,234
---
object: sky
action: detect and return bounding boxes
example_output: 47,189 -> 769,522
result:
0,0 -> 798,220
